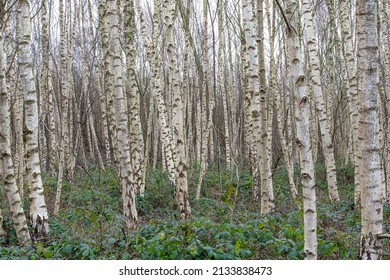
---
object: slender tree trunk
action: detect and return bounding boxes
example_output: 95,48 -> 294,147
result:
340,0 -> 360,206
124,0 -> 145,196
196,0 -> 211,199
6,4 -> 24,198
18,0 -> 49,238
379,0 -> 390,202
151,0 -> 176,186
96,0 -> 112,165
218,0 -> 232,169
301,0 -> 339,202
286,0 -> 317,259
243,0 -> 266,209
268,0 -> 298,203
356,0 -> 384,260
163,0 -> 191,219
54,0 -> 69,215
106,0 -> 138,230
0,31 -> 31,244
257,0 -> 274,213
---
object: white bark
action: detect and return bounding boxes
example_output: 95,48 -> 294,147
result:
340,0 -> 360,205
286,0 -> 317,259
0,32 -> 31,244
106,0 -> 138,230
301,0 -> 339,202
18,0 -> 49,238
151,0 -> 177,186
257,0 -> 274,213
124,0 -> 145,196
356,0 -> 383,260
163,0 -> 191,219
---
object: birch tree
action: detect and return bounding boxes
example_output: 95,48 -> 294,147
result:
18,0 -> 49,238
356,0 -> 384,260
301,0 -> 339,202
0,28 -> 31,244
163,0 -> 191,219
257,0 -> 274,213
106,0 -> 138,230
285,0 -> 317,259
124,0 -> 145,196
150,0 -> 177,186
339,0 -> 360,205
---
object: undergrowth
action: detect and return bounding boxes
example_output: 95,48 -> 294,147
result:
0,162 -> 389,259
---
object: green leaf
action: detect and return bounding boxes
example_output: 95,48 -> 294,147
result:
62,244 -> 73,255
82,249 -> 90,258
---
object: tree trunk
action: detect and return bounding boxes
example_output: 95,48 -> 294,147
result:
106,0 -> 138,231
286,0 -> 317,259
301,0 -> 339,202
356,0 -> 384,260
163,0 -> 191,219
339,0 -> 360,206
151,0 -> 177,186
257,0 -> 274,213
124,0 -> 145,196
0,31 -> 31,244
18,0 -> 49,238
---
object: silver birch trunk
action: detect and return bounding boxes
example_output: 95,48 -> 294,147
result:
267,0 -> 298,203
151,0 -> 176,185
124,0 -> 145,196
356,0 -> 384,260
301,0 -> 339,202
163,0 -> 191,219
106,0 -> 138,230
40,0 -> 57,173
54,0 -> 69,214
257,0 -> 274,213
7,5 -> 24,197
286,0 -> 317,259
379,0 -> 390,202
18,0 -> 49,238
340,0 -> 360,205
196,0 -> 211,199
0,32 -> 31,244
218,0 -> 232,169
242,0 -> 265,209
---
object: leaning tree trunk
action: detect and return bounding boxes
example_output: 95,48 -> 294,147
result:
356,0 -> 384,260
285,0 -> 317,260
17,0 -> 49,238
54,0 -> 70,215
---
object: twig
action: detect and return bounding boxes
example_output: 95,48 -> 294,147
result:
274,0 -> 291,29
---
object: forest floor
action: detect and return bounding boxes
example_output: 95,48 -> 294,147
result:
0,161 -> 389,259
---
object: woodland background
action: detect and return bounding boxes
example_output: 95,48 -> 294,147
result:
0,0 -> 389,260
